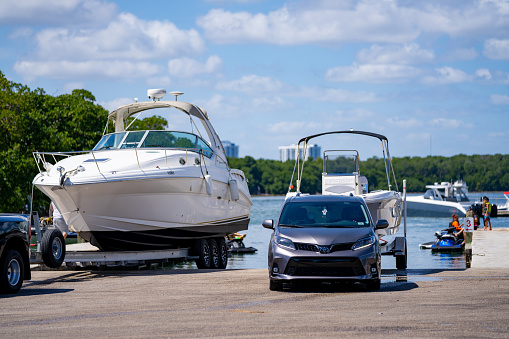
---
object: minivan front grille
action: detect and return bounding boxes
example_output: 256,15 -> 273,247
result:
284,257 -> 365,277
294,242 -> 355,253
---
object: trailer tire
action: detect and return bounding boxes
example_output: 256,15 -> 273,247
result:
396,242 -> 407,270
208,238 -> 220,269
217,237 -> 228,269
0,250 -> 24,294
41,229 -> 66,268
195,239 -> 211,269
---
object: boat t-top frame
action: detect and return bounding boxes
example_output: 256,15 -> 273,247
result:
289,130 -> 399,194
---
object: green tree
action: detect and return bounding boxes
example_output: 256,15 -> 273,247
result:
0,71 -> 107,213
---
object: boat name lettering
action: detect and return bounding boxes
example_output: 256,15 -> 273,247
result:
324,177 -> 355,185
167,171 -> 175,175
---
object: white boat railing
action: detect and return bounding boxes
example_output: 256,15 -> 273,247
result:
33,147 -> 237,178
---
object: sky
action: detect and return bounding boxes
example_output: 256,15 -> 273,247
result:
1,0 -> 508,160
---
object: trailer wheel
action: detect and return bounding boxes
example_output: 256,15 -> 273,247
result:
195,239 -> 211,269
0,250 -> 24,294
41,229 -> 66,268
208,238 -> 220,269
396,241 -> 407,270
217,237 -> 228,269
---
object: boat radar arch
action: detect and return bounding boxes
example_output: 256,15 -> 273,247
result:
147,89 -> 167,101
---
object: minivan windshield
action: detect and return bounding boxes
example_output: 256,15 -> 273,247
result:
279,201 -> 370,228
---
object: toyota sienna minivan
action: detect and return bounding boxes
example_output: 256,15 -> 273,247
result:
263,195 -> 388,291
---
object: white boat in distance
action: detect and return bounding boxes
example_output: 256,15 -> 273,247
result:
33,90 -> 252,251
493,192 -> 509,217
406,181 -> 470,217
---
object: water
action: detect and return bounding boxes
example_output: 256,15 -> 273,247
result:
227,192 -> 509,270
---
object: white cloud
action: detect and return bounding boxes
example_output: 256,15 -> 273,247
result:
475,68 -> 492,80
0,0 -> 117,26
421,67 -> 472,85
431,117 -> 472,129
100,97 -> 135,112
168,56 -> 222,78
484,39 -> 509,60
490,94 -> 509,105
357,43 -> 434,65
197,5 -> 420,45
13,60 -> 161,81
197,1 -> 509,45
325,64 -> 421,83
32,13 -> 204,61
216,74 -> 283,93
387,117 -> 423,129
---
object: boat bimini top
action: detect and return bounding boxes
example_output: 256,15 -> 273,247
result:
105,90 -> 225,158
289,130 -> 399,194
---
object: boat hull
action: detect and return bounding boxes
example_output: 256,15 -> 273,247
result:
35,175 -> 251,251
406,197 -> 468,217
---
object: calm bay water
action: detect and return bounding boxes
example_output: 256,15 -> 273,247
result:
226,192 -> 509,270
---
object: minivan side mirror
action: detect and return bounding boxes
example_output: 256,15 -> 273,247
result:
375,219 -> 389,229
262,219 -> 274,230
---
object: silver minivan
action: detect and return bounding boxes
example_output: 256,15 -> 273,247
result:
263,195 -> 389,291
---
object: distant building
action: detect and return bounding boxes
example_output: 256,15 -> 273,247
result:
223,140 -> 239,158
279,144 -> 321,162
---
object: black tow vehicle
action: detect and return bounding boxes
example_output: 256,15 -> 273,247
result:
0,214 -> 32,294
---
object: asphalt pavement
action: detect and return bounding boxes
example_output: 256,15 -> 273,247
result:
2,228 -> 508,338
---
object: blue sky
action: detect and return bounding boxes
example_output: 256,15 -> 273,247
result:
1,0 -> 508,160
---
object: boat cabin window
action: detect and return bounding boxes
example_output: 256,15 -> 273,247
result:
423,189 -> 434,199
120,131 -> 145,149
93,131 -> 214,157
93,132 -> 127,150
323,151 -> 359,175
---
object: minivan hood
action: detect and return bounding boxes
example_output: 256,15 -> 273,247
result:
277,226 -> 373,245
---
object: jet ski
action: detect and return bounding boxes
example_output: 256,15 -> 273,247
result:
226,233 -> 257,253
429,228 -> 464,252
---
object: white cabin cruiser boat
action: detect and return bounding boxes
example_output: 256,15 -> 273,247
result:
287,130 -> 406,269
33,90 -> 252,255
406,181 -> 470,217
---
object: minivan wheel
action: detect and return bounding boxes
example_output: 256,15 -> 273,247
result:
0,250 -> 24,294
366,278 -> 381,291
269,280 -> 283,291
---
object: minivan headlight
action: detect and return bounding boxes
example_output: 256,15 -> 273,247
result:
352,235 -> 376,251
274,235 -> 296,250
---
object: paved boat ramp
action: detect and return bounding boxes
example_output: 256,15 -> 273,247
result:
2,229 -> 508,338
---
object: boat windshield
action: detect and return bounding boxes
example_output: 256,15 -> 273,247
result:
93,131 -> 213,157
279,201 -> 370,228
